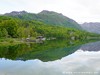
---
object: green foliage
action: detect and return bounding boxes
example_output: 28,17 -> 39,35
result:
0,17 -> 19,37
0,28 -> 8,37
0,16 -> 100,39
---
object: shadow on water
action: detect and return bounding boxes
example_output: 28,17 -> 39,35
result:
0,40 -> 99,62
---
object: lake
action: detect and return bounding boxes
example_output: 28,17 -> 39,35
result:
0,40 -> 100,75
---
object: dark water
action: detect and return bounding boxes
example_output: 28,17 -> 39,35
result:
0,40 -> 100,75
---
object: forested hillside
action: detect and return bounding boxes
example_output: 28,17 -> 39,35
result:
0,16 -> 100,40
4,10 -> 82,29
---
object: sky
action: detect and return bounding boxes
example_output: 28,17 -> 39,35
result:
0,0 -> 100,23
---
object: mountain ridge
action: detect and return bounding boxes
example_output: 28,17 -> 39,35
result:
80,22 -> 100,34
4,10 -> 82,29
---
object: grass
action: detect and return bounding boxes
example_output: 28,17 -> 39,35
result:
0,38 -> 24,46
0,37 -> 37,46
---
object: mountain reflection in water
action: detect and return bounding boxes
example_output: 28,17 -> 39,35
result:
0,40 -> 100,75
80,41 -> 100,51
0,40 -> 83,61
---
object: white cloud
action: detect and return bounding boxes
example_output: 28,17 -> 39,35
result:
0,0 -> 100,23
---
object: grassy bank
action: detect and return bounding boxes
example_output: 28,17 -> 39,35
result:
0,38 -> 24,46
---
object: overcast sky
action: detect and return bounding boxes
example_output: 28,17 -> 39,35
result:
0,0 -> 100,23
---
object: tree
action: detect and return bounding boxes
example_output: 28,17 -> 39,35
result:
0,28 -> 8,38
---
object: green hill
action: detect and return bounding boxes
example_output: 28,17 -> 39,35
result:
4,10 -> 82,29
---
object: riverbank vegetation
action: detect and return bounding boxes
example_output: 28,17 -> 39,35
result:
0,16 -> 100,46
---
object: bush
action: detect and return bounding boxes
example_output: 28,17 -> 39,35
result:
9,40 -> 14,43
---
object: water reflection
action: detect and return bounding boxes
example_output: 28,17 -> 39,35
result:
0,40 -> 100,75
0,40 -> 83,61
0,50 -> 100,75
80,41 -> 100,51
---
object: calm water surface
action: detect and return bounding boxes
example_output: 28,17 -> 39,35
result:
0,40 -> 100,75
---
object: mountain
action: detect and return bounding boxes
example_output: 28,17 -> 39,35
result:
4,10 -> 82,29
5,11 -> 28,16
80,22 -> 100,34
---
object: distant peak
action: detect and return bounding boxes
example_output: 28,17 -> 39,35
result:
11,10 -> 27,13
83,22 -> 100,24
39,10 -> 58,14
40,10 -> 50,13
5,10 -> 28,15
20,10 -> 27,13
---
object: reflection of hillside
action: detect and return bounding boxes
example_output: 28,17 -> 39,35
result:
0,40 -> 92,61
80,41 -> 100,51
0,44 -> 32,60
19,46 -> 80,62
